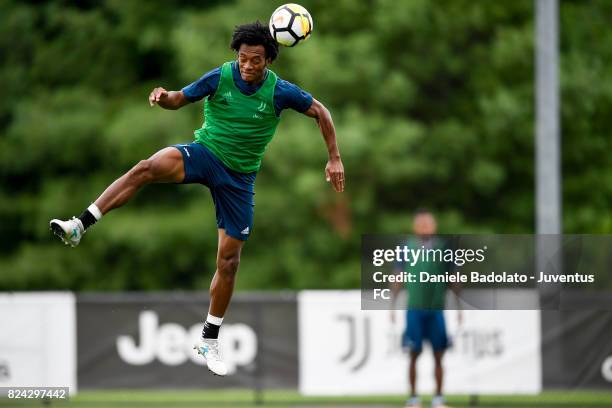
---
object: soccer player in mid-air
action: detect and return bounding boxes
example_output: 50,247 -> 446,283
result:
50,22 -> 344,376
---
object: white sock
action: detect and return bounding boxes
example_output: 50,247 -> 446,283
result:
88,204 -> 103,221
206,313 -> 223,326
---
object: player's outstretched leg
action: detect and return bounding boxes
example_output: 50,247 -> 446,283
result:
50,147 -> 185,246
194,229 -> 244,376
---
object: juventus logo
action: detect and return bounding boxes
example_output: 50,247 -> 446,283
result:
337,315 -> 370,372
257,101 -> 267,112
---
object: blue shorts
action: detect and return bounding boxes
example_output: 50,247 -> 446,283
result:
402,310 -> 448,353
174,142 -> 255,241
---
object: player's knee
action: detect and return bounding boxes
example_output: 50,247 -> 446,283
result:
129,160 -> 154,185
217,255 -> 240,280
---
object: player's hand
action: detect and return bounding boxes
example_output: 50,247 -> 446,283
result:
325,158 -> 344,192
149,87 -> 168,107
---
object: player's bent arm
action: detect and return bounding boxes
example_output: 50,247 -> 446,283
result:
148,88 -> 190,110
303,98 -> 345,192
390,279 -> 402,308
450,281 -> 463,325
303,99 -> 340,159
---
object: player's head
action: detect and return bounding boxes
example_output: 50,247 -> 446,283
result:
412,208 -> 437,237
230,21 -> 279,83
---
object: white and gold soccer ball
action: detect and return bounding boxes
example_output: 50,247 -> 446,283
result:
269,3 -> 313,47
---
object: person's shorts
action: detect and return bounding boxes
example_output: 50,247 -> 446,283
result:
174,142 -> 256,241
402,310 -> 448,353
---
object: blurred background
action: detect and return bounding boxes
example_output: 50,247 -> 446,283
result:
1,0 -> 612,407
1,0 -> 611,292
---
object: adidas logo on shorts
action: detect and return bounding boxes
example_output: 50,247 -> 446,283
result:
241,227 -> 250,235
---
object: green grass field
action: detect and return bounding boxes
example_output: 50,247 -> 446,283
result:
2,390 -> 612,408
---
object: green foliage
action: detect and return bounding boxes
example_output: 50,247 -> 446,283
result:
1,0 -> 610,290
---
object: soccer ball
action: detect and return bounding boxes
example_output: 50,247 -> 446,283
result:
269,3 -> 313,47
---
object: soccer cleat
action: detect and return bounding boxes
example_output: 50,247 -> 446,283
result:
194,338 -> 228,376
431,395 -> 450,408
49,217 -> 84,247
405,396 -> 422,408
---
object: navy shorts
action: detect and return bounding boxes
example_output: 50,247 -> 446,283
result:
402,310 -> 448,353
174,142 -> 255,241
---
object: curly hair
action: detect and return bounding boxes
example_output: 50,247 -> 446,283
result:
230,21 -> 279,62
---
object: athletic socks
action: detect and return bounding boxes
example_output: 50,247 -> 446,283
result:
202,313 -> 223,339
202,321 -> 220,339
78,204 -> 102,231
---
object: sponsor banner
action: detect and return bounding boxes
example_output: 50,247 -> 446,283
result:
299,290 -> 541,395
77,292 -> 297,389
0,292 -> 77,395
542,309 -> 612,389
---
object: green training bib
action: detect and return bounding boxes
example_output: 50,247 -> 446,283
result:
194,62 -> 281,173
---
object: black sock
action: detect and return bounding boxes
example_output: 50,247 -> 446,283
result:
202,321 -> 220,339
78,209 -> 97,230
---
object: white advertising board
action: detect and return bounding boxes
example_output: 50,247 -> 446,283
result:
0,292 -> 76,395
299,290 -> 541,395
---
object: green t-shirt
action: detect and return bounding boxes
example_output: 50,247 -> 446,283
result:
194,62 -> 281,173
403,237 -> 448,310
